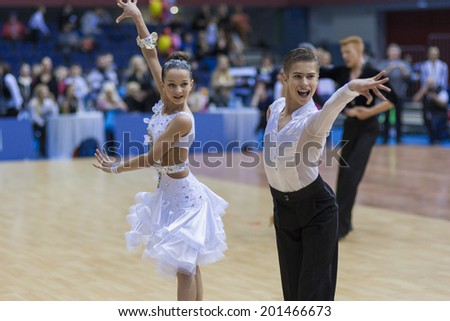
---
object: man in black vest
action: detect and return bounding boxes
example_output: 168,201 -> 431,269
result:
320,36 -> 398,239
0,62 -> 23,117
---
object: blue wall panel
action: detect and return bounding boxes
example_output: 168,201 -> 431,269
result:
0,119 -> 34,161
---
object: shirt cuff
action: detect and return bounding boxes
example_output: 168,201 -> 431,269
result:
341,83 -> 360,98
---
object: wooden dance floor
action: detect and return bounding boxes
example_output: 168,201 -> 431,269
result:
1,145 -> 449,300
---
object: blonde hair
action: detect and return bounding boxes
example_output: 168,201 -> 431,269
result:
339,36 -> 365,53
129,55 -> 146,71
98,81 -> 122,103
31,84 -> 51,115
126,81 -> 141,94
34,83 -> 47,95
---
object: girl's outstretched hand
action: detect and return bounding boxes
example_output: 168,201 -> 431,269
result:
93,148 -> 117,173
348,71 -> 391,105
116,0 -> 141,24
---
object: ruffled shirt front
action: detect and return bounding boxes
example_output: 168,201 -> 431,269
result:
263,84 -> 359,192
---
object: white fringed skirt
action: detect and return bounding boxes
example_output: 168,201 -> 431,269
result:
125,172 -> 228,277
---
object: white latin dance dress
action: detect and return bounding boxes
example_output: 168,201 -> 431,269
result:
124,101 -> 228,277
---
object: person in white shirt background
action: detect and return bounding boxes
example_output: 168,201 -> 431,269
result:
413,77 -> 449,144
28,5 -> 50,44
414,46 -> 449,144
263,46 -> 390,301
377,43 -> 412,144
419,46 -> 448,91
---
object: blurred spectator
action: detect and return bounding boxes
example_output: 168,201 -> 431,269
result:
230,5 -> 251,47
250,80 -> 273,142
205,16 -> 219,50
0,62 -> 23,117
87,54 -> 119,104
228,32 -> 245,66
191,5 -> 211,32
96,81 -> 127,142
54,65 -> 69,100
316,48 -> 336,102
363,48 -> 377,68
57,23 -> 81,64
124,55 -> 148,84
96,82 -> 126,112
181,32 -> 197,58
103,53 -> 118,78
413,77 -> 449,145
17,63 -> 33,107
80,8 -> 112,36
123,81 -> 146,113
256,52 -> 278,91
377,43 -> 412,143
217,4 -> 231,32
33,56 -> 58,99
65,64 -> 89,111
58,2 -> 79,32
2,12 -> 27,42
228,58 -> 256,105
273,68 -> 285,100
167,14 -> 186,34
125,55 -> 158,110
213,28 -> 230,56
80,36 -> 97,53
41,57 -> 54,74
195,30 -> 211,60
31,63 -> 43,83
28,5 -> 50,44
230,51 -> 247,67
59,84 -> 79,114
404,53 -> 421,99
187,86 -> 209,112
29,84 -> 59,157
419,46 -> 448,90
210,55 -> 234,107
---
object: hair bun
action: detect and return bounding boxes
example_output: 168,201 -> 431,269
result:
167,51 -> 190,62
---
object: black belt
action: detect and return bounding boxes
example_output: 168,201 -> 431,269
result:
270,175 -> 325,203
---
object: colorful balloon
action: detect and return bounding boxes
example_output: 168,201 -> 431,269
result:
158,34 -> 172,54
149,0 -> 163,18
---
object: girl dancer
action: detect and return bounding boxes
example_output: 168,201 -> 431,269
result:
94,0 -> 227,301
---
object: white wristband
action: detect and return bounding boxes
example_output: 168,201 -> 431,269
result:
136,32 -> 158,50
111,164 -> 120,174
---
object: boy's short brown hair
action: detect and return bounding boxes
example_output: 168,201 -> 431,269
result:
283,46 -> 319,74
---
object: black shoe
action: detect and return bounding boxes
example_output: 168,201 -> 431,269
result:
338,227 -> 353,241
338,231 -> 348,241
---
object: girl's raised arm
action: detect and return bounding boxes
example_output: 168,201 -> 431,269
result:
116,0 -> 164,97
